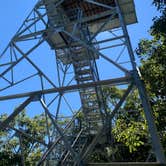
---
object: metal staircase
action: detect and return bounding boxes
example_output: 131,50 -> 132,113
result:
59,129 -> 88,165
73,48 -> 103,132
55,36 -> 105,165
44,0 -> 107,164
44,0 -> 105,126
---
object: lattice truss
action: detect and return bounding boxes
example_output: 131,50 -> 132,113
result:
0,0 -> 165,165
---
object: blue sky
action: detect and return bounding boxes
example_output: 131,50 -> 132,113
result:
0,0 -> 159,116
0,0 -> 158,51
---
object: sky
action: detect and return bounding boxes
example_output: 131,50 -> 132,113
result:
0,0 -> 160,116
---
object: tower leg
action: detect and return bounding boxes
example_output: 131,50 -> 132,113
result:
115,0 -> 166,163
134,73 -> 166,163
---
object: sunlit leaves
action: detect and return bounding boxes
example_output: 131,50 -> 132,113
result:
113,120 -> 148,153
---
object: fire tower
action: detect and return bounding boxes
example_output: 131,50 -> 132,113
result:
0,0 -> 165,165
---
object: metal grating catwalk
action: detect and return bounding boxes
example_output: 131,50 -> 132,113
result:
0,0 -> 165,165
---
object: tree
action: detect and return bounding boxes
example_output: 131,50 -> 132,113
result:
135,0 -> 166,157
89,0 -> 166,162
0,111 -> 48,165
104,88 -> 150,162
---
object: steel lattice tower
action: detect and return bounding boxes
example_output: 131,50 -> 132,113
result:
0,0 -> 165,165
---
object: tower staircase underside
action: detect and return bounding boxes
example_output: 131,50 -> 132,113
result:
44,0 -> 107,164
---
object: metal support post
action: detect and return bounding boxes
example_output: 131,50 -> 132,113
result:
37,110 -> 81,165
9,126 -> 48,146
115,0 -> 166,163
40,99 -> 82,165
19,133 -> 25,166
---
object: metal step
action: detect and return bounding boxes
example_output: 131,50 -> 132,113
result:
76,76 -> 93,82
83,105 -> 99,111
87,114 -> 102,121
82,104 -> 98,110
77,73 -> 92,78
80,88 -> 96,94
73,53 -> 98,61
82,100 -> 98,106
81,95 -> 97,101
88,112 -> 101,118
76,69 -> 91,75
74,61 -> 90,67
61,133 -> 89,165
80,93 -> 97,101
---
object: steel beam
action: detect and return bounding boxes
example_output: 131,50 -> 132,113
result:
62,30 -> 130,74
80,127 -> 104,162
110,83 -> 133,119
0,95 -> 35,130
84,0 -> 115,10
0,76 -> 132,101
9,126 -> 48,146
40,99 -> 81,165
14,30 -> 46,41
13,43 -> 57,88
115,0 -> 166,163
0,39 -> 44,77
37,110 -> 81,165
54,35 -> 125,49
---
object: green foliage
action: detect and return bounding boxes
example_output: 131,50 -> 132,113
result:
94,85 -> 150,162
137,39 -> 166,99
151,12 -> 166,40
151,1 -> 166,41
152,0 -> 166,11
0,111 -> 48,165
113,120 -> 147,153
94,1 -> 166,160
0,110 -> 71,164
136,0 -> 166,157
104,87 -> 149,157
0,152 -> 21,166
